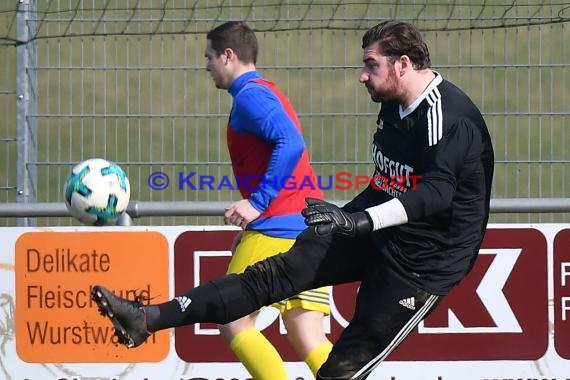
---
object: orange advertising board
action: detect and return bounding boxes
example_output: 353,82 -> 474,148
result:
15,231 -> 169,363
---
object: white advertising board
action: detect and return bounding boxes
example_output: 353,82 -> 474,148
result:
1,224 -> 569,380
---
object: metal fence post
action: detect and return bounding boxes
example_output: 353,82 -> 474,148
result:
16,0 -> 37,226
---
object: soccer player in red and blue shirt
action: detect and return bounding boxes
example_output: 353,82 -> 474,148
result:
204,21 -> 332,379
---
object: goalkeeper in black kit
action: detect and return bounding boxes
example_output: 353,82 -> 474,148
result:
92,20 -> 494,379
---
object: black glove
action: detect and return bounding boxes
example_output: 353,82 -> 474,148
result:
302,197 -> 372,237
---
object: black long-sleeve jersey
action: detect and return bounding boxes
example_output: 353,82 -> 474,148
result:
344,73 -> 495,295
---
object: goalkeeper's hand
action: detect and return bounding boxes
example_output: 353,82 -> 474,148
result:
302,197 -> 372,237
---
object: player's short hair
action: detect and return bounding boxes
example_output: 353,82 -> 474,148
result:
362,20 -> 431,70
207,21 -> 258,64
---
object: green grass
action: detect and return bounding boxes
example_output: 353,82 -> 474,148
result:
1,3 -> 569,226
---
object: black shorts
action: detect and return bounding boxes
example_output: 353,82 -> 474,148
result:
223,227 -> 441,379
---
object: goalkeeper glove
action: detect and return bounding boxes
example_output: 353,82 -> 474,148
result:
302,197 -> 372,237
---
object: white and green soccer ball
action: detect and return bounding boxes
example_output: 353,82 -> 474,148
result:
64,158 -> 131,226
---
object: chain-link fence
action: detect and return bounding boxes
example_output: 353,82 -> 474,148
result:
1,1 -> 569,226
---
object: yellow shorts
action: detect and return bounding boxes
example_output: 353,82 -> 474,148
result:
227,230 -> 331,315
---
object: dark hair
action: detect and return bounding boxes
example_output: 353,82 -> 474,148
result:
362,20 -> 431,70
206,21 -> 258,64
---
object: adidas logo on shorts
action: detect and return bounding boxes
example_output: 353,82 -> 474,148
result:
175,296 -> 192,312
399,296 -> 416,310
